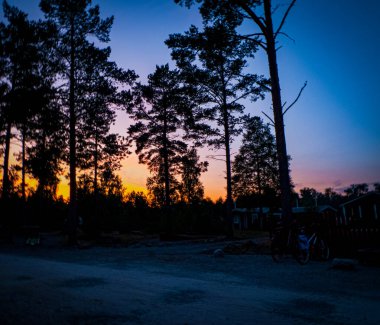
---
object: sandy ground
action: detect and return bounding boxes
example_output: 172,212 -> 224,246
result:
0,237 -> 379,324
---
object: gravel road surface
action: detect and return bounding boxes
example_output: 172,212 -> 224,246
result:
1,240 -> 379,324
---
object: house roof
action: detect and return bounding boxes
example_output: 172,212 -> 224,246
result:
292,205 -> 337,213
339,192 -> 380,207
232,208 -> 248,213
317,205 -> 337,213
232,207 -> 271,214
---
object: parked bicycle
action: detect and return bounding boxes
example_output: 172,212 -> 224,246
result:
271,221 -> 310,265
308,225 -> 330,261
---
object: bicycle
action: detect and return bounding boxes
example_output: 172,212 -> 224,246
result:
308,229 -> 330,261
271,221 -> 310,265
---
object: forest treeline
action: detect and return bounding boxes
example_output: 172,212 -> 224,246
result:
0,1 -> 378,241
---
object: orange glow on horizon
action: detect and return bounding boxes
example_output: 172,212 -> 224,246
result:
4,141 -> 376,203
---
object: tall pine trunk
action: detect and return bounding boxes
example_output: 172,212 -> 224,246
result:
220,65 -> 234,237
21,126 -> 26,202
163,110 -> 170,208
2,121 -> 11,201
257,163 -> 264,230
67,17 -> 77,244
38,131 -> 47,228
264,0 -> 292,224
94,132 -> 98,196
223,103 -> 234,237
162,107 -> 172,237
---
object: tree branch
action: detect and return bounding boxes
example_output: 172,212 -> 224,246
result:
135,102 -> 160,129
243,32 -> 265,38
230,90 -> 256,104
233,0 -> 268,37
238,34 -> 267,51
206,154 -> 226,162
277,31 -> 295,43
261,111 -> 275,126
283,81 -> 307,115
258,81 -> 271,92
274,0 -> 297,40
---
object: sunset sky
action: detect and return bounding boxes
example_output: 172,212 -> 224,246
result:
2,0 -> 380,200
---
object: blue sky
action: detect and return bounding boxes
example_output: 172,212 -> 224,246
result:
2,0 -> 380,198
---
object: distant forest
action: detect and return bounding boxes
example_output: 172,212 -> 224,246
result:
1,1 -> 379,241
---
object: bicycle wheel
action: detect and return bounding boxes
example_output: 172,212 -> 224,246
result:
271,236 -> 284,263
294,233 -> 310,265
294,247 -> 310,265
317,238 -> 330,261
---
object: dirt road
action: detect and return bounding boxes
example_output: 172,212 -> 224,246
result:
0,241 -> 379,324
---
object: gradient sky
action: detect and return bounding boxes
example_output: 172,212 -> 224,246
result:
2,0 -> 380,200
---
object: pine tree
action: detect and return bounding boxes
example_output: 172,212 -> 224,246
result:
77,77 -> 130,196
128,64 -> 189,208
232,116 -> 279,197
179,147 -> 208,204
40,0 -> 135,242
174,0 -> 300,224
0,2 -> 42,201
166,22 -> 266,236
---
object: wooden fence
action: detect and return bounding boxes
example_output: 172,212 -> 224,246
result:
327,225 -> 380,256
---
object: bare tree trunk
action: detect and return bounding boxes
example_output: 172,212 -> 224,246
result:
163,134 -> 170,208
223,103 -> 234,237
94,132 -> 98,196
162,107 -> 172,237
21,127 -> 26,202
1,121 -> 12,237
257,164 -> 264,230
263,0 -> 292,224
2,121 -> 11,200
67,17 -> 77,244
38,131 -> 47,228
233,0 -> 294,224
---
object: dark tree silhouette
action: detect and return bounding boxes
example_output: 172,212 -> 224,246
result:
146,163 -> 180,208
179,147 -> 208,204
232,115 -> 279,228
320,187 -> 343,207
344,183 -> 369,198
19,19 -> 63,203
174,0 -> 302,224
128,64 -> 190,208
125,191 -> 149,209
166,22 -> 266,236
40,0 -> 135,243
299,187 -> 321,208
99,163 -> 125,199
232,116 -> 279,198
27,102 -> 64,200
0,3 -> 64,233
0,2 -> 41,201
77,77 -> 130,196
